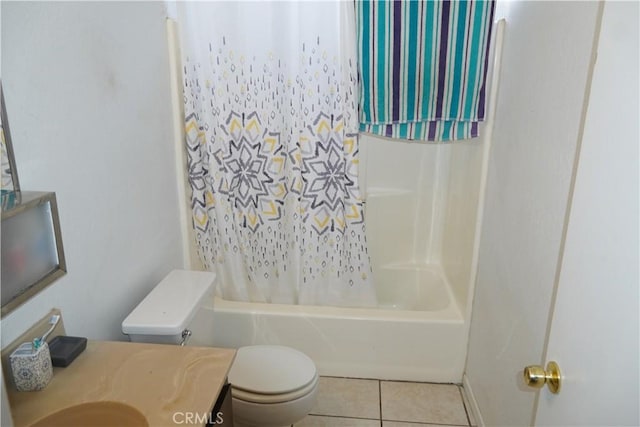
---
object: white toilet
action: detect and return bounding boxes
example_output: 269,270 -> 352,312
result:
122,270 -> 318,427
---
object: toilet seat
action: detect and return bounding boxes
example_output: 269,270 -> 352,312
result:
229,345 -> 318,404
232,373 -> 318,404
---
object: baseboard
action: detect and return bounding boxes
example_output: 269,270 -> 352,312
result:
462,373 -> 484,427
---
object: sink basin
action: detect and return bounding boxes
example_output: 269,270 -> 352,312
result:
30,401 -> 148,427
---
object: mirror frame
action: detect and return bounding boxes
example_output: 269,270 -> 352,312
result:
1,81 -> 21,193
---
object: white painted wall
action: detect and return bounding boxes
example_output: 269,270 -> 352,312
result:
464,1 -> 600,425
1,2 -> 183,345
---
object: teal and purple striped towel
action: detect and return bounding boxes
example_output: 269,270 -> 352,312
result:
357,0 -> 495,142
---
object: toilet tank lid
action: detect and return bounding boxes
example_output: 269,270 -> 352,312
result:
122,270 -> 215,336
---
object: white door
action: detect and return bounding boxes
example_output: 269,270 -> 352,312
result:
464,2 -> 602,425
533,1 -> 639,425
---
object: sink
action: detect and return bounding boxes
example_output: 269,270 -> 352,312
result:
30,401 -> 148,427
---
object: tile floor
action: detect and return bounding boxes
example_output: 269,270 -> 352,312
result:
294,377 -> 476,427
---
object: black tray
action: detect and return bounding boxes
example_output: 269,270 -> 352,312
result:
48,336 -> 87,367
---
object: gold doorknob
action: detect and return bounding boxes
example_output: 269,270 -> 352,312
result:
523,361 -> 562,394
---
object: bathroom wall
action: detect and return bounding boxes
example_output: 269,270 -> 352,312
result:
360,133 -> 450,271
440,138 -> 485,313
1,2 -> 183,345
360,126 -> 487,315
464,1 -> 601,425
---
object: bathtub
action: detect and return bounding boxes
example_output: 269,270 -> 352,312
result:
206,264 -> 467,383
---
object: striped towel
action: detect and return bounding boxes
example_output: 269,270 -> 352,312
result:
356,0 -> 495,142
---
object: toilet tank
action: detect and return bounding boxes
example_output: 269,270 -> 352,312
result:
122,270 -> 216,346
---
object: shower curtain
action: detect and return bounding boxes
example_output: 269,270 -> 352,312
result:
178,2 -> 376,307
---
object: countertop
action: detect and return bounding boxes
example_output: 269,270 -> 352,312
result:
7,340 -> 236,427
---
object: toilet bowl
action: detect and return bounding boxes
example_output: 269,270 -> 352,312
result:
121,270 -> 318,427
230,345 -> 318,427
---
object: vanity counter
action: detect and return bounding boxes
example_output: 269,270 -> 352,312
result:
7,340 -> 236,426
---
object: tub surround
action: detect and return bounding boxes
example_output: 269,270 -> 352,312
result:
7,341 -> 235,427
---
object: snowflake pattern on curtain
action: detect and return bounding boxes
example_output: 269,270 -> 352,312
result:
182,29 -> 376,307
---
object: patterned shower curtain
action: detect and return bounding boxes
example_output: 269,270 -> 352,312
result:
177,2 -> 376,307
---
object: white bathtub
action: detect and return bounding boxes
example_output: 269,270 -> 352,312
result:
206,264 -> 467,383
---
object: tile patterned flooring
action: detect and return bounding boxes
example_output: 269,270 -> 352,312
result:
295,377 -> 476,427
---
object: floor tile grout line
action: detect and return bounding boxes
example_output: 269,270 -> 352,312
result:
382,419 -> 470,427
321,375 -> 462,387
307,413 -> 381,421
301,414 -> 386,426
378,379 -> 383,427
379,379 -> 463,387
303,414 -> 467,427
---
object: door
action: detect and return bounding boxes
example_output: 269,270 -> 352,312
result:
533,1 -> 639,425
464,2 -> 602,425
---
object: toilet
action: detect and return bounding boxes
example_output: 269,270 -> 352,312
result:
121,270 -> 318,427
